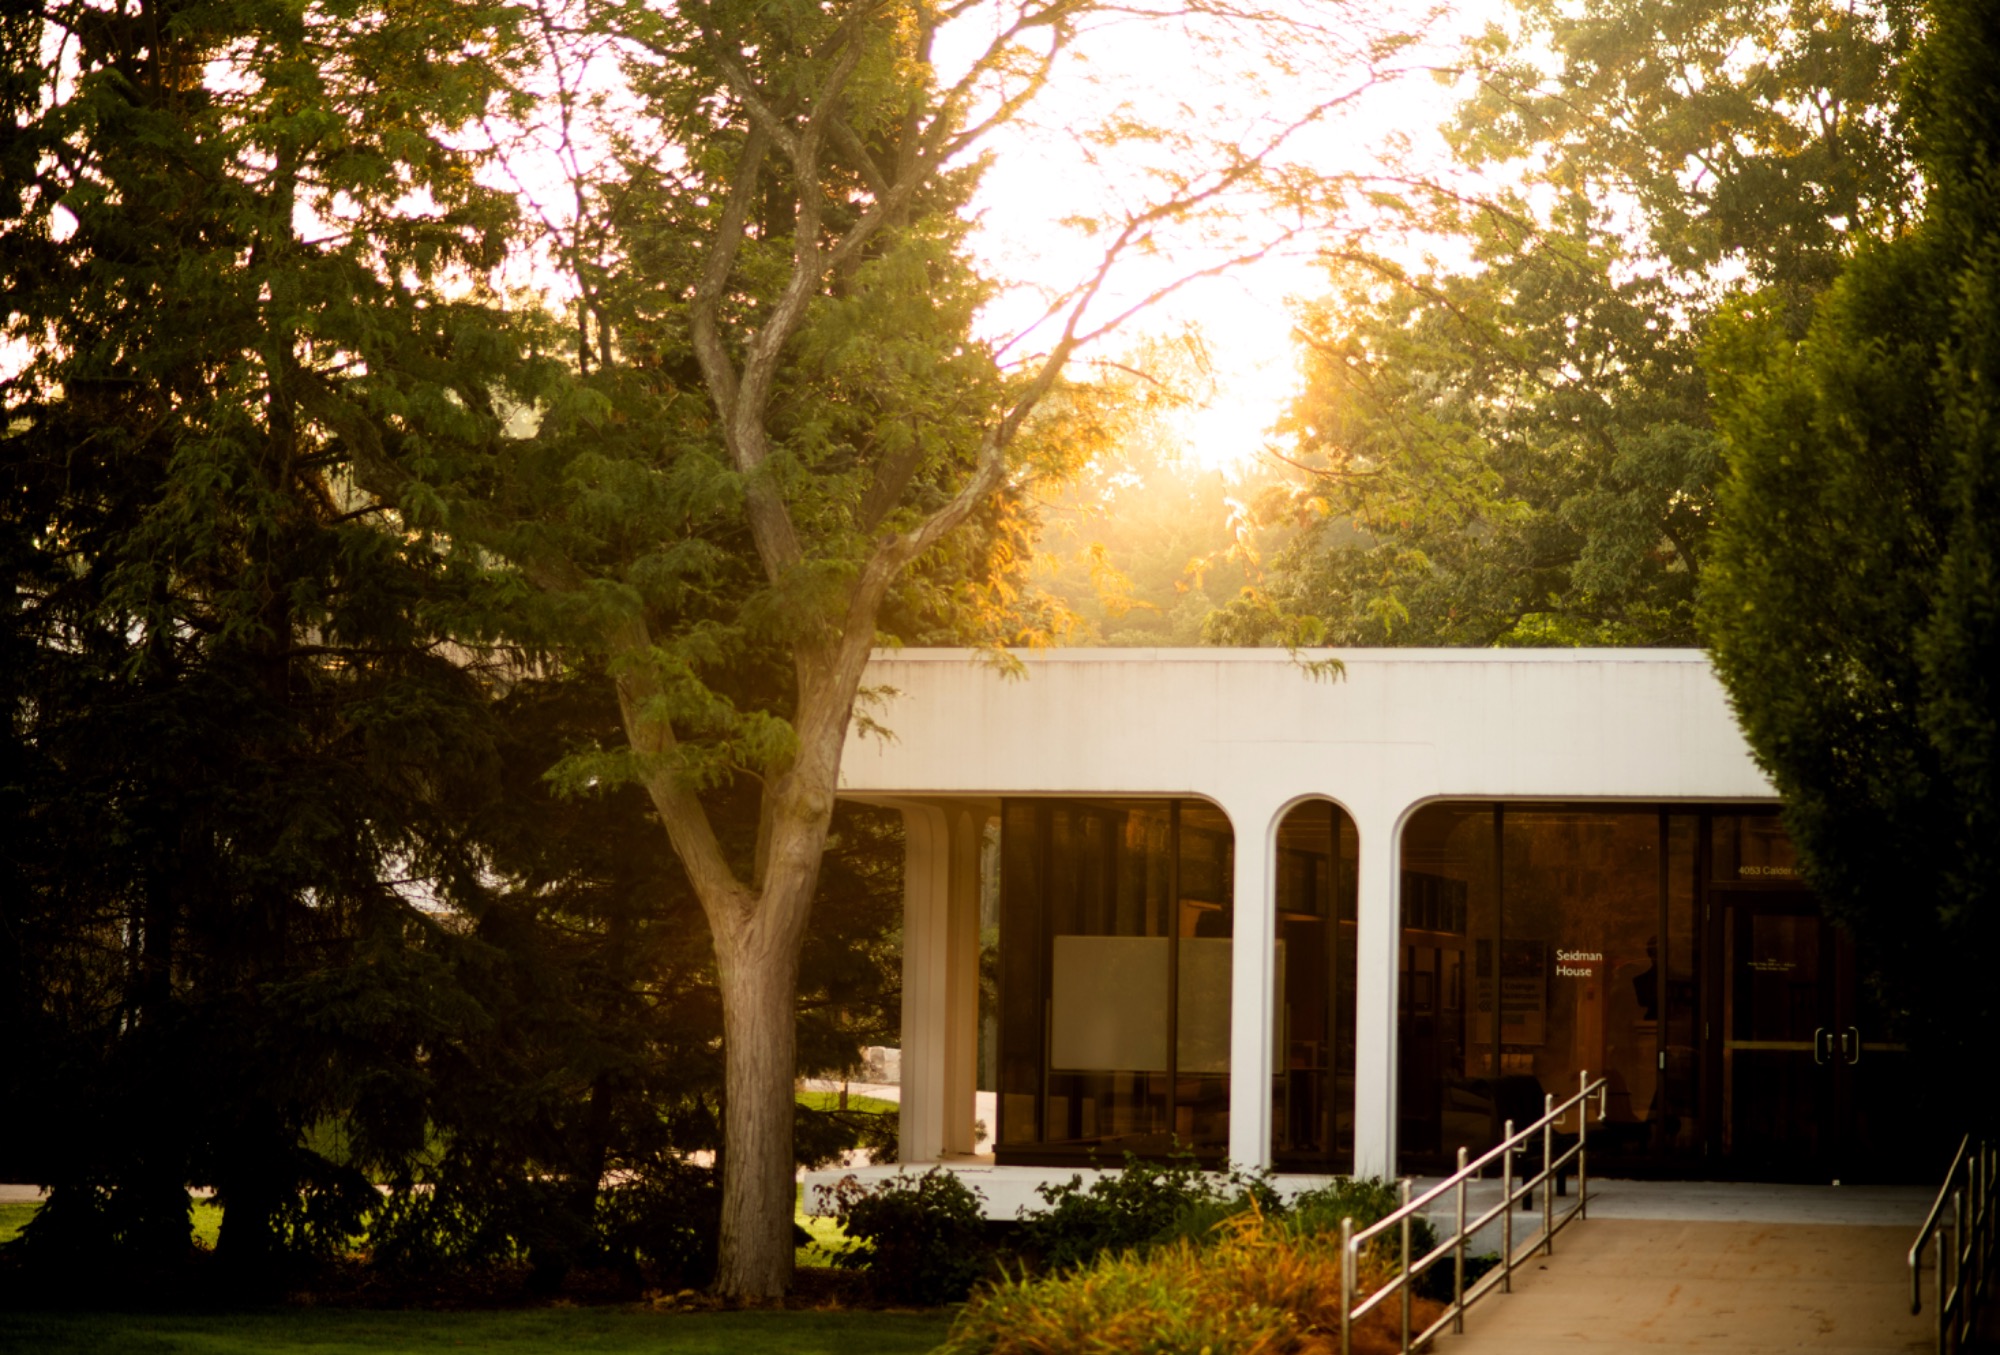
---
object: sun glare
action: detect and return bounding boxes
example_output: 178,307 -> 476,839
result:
942,0 -> 1508,477
465,0 -> 1511,479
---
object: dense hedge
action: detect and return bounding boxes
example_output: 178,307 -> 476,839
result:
818,1157 -> 1457,1350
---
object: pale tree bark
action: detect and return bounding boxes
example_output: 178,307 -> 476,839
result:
570,0 -> 1398,1299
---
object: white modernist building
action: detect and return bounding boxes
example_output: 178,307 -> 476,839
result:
828,648 -> 1907,1193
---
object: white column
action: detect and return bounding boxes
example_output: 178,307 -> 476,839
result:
1226,799 -> 1279,1171
941,806 -> 984,1156
1350,800 -> 1402,1179
897,802 -> 951,1164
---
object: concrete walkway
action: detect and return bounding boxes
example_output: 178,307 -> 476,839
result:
1427,1182 -> 1937,1354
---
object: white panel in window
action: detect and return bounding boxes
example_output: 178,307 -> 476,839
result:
1049,935 -> 1169,1072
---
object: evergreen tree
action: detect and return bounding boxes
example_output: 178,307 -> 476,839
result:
1,0 -> 549,1282
1700,0 -> 2000,1056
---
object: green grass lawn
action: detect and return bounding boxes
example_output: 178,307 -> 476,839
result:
794,1090 -> 897,1116
0,1308 -> 955,1355
0,1200 -> 37,1244
796,1206 -> 849,1266
0,1199 -> 223,1247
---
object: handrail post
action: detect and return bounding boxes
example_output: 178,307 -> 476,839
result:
1915,1226 -> 1927,1318
1975,1143 -> 1990,1332
1976,1143 -> 1992,1319
1969,1150 -> 1982,1339
1954,1186 -> 1967,1347
1400,1177 -> 1413,1355
1578,1071 -> 1591,1220
1937,1209 -> 1948,1355
1454,1145 -> 1468,1334
1340,1215 -> 1354,1355
1543,1090 -> 1556,1254
1502,1118 -> 1515,1292
1928,1231 -> 1944,1355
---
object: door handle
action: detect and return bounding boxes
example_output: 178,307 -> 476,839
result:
1843,1027 -> 1860,1064
1813,1027 -> 1829,1064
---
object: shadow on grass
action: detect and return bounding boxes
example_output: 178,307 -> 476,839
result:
0,1307 -> 956,1355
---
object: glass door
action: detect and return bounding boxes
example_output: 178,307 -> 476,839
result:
1723,893 -> 1837,1177
1722,891 -> 1933,1180
1831,925 -> 1935,1179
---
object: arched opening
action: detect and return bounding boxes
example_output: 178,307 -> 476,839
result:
992,798 -> 1234,1165
1272,799 -> 1358,1172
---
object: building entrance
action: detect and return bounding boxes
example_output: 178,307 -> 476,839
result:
1398,805 -> 1940,1183
1721,891 -> 1925,1180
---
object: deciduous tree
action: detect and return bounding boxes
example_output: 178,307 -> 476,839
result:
1229,0 -> 1913,647
414,0 -> 1402,1297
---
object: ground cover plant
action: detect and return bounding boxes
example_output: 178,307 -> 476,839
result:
0,1308 -> 955,1355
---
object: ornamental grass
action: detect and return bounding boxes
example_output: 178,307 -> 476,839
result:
940,1207 -> 1444,1355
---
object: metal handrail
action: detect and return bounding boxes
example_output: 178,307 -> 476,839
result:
1339,1070 -> 1609,1355
1910,1133 -> 1997,1353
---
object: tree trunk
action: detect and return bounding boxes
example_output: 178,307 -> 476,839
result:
712,909 -> 807,1299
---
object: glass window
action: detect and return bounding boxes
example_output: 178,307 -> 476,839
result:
995,799 -> 1234,1163
1712,812 -> 1803,886
1397,803 -> 1702,1174
1174,801 -> 1234,1153
1502,809 -> 1661,1133
1397,804 -> 1498,1164
1273,801 -> 1358,1171
1662,812 -> 1700,1153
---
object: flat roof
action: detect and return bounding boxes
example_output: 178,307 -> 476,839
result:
840,648 -> 1774,821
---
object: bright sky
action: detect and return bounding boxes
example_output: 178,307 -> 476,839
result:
940,0 -> 1511,475
464,0 -> 1518,479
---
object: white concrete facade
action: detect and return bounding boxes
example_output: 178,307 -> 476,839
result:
838,648 -> 1776,1179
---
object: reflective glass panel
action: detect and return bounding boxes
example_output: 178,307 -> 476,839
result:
1502,809 -> 1661,1137
1398,804 -> 1497,1163
1273,801 -> 1358,1170
995,799 -> 1234,1162
1397,803 -> 1701,1173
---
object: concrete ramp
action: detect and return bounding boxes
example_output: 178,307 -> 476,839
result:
1430,1214 -> 1933,1353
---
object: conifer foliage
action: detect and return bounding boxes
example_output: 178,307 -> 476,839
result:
1,0 -> 915,1296
1700,0 -> 2000,1057
1,0 -> 555,1283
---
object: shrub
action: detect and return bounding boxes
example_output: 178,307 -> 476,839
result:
821,1168 -> 990,1305
1015,1152 -> 1280,1272
1284,1177 -> 1406,1238
595,1158 -> 720,1290
943,1207 -> 1437,1355
1287,1178 -> 1451,1299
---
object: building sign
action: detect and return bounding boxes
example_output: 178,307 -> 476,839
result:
1714,814 -> 1804,884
